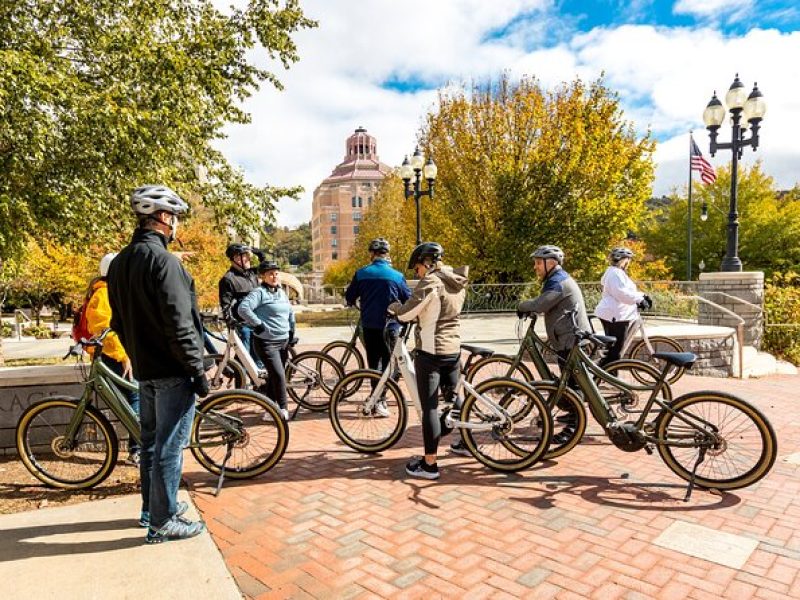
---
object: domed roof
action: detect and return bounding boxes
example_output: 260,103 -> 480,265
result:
322,127 -> 391,184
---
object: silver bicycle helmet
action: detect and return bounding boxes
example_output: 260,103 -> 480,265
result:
130,185 -> 188,215
609,247 -> 634,263
368,238 -> 390,254
531,245 -> 564,265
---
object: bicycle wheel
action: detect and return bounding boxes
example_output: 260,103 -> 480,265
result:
286,350 -> 344,412
329,370 -> 407,453
655,391 -> 777,491
597,359 -> 672,414
322,340 -> 364,373
190,389 -> 288,479
207,353 -> 247,391
466,355 -> 534,386
459,378 -> 552,472
629,336 -> 685,384
525,381 -> 587,460
16,397 -> 119,489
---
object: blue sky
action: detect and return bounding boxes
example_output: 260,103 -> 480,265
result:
212,0 -> 800,226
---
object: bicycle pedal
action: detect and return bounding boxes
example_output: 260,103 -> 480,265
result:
644,444 -> 654,455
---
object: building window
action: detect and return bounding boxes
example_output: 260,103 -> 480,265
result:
331,213 -> 337,221
353,226 -> 359,234
332,239 -> 338,247
351,196 -> 356,208
331,225 -> 337,234
353,212 -> 361,221
332,252 -> 338,260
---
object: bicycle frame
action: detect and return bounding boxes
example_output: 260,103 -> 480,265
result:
213,325 -> 262,386
363,328 -> 512,432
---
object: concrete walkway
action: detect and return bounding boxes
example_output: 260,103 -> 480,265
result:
0,490 -> 240,600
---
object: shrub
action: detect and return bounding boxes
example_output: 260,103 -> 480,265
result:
22,325 -> 54,339
762,272 -> 800,365
1,322 -> 12,337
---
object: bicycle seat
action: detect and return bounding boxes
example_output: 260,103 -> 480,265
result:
653,351 -> 697,369
461,344 -> 494,358
592,334 -> 616,347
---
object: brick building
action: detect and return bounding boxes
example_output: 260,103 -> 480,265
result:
311,127 -> 391,273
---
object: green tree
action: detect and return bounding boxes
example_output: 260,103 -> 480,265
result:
0,0 -> 315,261
641,163 -> 800,277
351,75 -> 654,282
270,222 -> 312,268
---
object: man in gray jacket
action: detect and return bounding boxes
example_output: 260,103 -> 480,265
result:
517,245 -> 589,442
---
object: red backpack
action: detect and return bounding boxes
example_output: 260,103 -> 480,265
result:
71,286 -> 97,343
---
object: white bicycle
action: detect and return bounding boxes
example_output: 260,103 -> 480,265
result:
328,324 -> 554,472
205,321 -> 343,416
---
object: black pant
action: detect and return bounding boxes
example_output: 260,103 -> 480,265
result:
414,351 -> 460,455
362,327 -> 395,373
253,339 -> 288,409
599,319 -> 630,366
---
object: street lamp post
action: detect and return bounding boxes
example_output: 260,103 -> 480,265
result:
400,147 -> 437,245
702,74 -> 766,272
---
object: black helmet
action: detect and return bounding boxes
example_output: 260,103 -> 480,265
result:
407,242 -> 443,270
226,243 -> 251,260
609,247 -> 634,263
257,260 -> 280,274
368,238 -> 390,254
531,245 -> 564,265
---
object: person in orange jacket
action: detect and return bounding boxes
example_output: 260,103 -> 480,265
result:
85,252 -> 141,465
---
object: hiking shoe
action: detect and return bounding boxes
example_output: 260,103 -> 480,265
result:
126,451 -> 141,467
374,399 -> 390,418
552,426 -> 578,446
145,516 -> 205,544
449,440 -> 471,457
405,457 -> 440,480
139,501 -> 189,528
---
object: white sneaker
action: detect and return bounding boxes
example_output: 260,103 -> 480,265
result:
281,408 -> 290,421
374,400 -> 390,418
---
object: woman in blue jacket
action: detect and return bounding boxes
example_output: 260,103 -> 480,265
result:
237,261 -> 296,420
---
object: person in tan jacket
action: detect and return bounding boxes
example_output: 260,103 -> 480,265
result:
388,242 -> 468,480
86,252 -> 141,465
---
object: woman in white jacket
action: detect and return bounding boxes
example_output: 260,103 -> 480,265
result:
594,247 -> 651,365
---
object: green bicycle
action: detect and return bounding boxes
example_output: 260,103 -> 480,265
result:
16,329 -> 289,495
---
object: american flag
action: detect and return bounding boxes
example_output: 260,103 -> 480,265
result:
690,137 -> 716,185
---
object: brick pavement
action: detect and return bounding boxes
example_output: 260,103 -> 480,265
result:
185,374 -> 800,599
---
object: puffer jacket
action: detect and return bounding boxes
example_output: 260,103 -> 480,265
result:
388,265 -> 468,356
85,279 -> 129,363
108,229 -> 205,381
517,266 -> 590,351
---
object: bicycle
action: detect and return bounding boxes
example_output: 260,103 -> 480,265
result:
528,316 -> 777,499
328,324 -> 554,473
206,320 -> 344,416
588,312 -> 685,384
15,330 -> 289,495
321,311 -> 365,373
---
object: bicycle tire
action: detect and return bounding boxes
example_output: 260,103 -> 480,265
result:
322,340 -> 364,373
190,389 -> 288,479
525,381 -> 587,460
207,353 -> 247,390
629,336 -> 685,384
286,350 -> 344,411
459,378 -> 552,472
655,391 -> 777,491
466,355 -> 534,386
329,370 -> 407,453
16,396 -> 119,490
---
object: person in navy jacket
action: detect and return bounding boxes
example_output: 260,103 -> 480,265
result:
345,238 -> 411,416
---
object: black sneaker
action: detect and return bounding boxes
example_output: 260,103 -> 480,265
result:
449,440 -> 471,457
552,426 -> 578,446
405,457 -> 440,480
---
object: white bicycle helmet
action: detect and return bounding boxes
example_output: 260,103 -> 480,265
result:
130,185 -> 188,215
531,245 -> 565,265
609,247 -> 634,263
99,253 -> 118,277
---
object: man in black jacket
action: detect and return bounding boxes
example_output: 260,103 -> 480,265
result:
218,243 -> 265,369
108,184 -> 207,544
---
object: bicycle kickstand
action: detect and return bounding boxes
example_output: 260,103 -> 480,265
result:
683,446 -> 707,502
214,441 -> 235,497
290,401 -> 302,421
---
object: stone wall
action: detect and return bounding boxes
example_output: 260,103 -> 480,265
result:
680,334 -> 736,378
698,271 -> 764,349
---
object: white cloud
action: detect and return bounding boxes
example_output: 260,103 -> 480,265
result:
211,1 -> 800,226
673,0 -> 753,19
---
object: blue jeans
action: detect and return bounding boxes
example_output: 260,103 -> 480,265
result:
237,324 -> 264,369
100,354 -> 141,454
138,376 -> 196,529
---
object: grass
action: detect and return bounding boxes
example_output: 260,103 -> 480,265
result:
2,357 -> 64,367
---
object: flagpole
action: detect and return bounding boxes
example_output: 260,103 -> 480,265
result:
687,131 -> 694,281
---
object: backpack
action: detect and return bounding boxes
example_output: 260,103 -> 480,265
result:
71,301 -> 92,343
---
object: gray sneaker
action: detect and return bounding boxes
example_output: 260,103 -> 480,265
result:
374,399 -> 390,418
139,501 -> 189,528
146,515 -> 205,544
449,440 -> 471,457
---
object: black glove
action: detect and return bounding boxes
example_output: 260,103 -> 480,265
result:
516,309 -> 527,320
252,322 -> 267,336
643,294 -> 653,309
192,374 -> 210,398
252,248 -> 266,262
